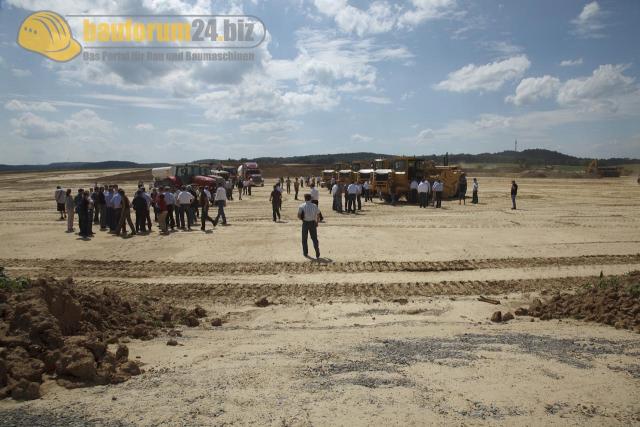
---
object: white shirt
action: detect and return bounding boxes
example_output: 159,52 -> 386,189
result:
363,182 -> 370,190
473,181 -> 479,191
410,180 -> 419,190
298,201 -> 319,221
204,188 -> 212,199
55,188 -> 65,204
310,187 -> 319,201
356,184 -> 362,195
347,183 -> 357,194
177,191 -> 194,205
331,184 -> 339,196
214,187 -> 227,202
418,181 -> 429,193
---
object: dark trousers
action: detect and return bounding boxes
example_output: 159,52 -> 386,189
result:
419,192 -> 427,208
201,204 -> 215,229
93,204 -> 101,223
272,202 -> 281,221
118,208 -> 135,234
435,192 -> 442,208
214,201 -> 226,224
294,188 -> 299,200
105,207 -> 113,230
112,208 -> 122,231
145,209 -> 152,230
286,184 -> 291,194
247,186 -> 252,195
166,205 -> 176,229
333,195 -> 342,212
472,191 -> 478,204
302,221 -> 320,257
78,212 -> 88,236
511,195 -> 516,209
347,194 -> 357,213
135,209 -> 146,232
356,194 -> 362,210
410,189 -> 418,204
364,189 -> 371,202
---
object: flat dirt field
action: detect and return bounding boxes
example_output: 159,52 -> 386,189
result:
1,169 -> 640,426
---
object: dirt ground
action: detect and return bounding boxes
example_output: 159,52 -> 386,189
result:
1,169 -> 639,426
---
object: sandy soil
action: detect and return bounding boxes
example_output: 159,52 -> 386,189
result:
1,170 -> 639,426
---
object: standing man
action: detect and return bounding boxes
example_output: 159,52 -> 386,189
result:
346,182 -> 357,213
298,194 -> 320,259
132,190 -> 148,233
117,189 -> 136,236
163,187 -> 176,231
434,179 -> 443,208
237,179 -> 243,200
294,178 -> 300,200
270,184 -> 282,222
55,186 -> 66,220
472,178 -> 479,204
64,189 -> 75,233
176,186 -> 192,230
511,180 -> 518,210
213,182 -> 227,226
390,181 -> 397,206
458,174 -> 467,205
142,187 -> 153,231
418,179 -> 429,208
309,183 -> 323,221
111,186 -> 122,232
356,181 -> 362,211
200,186 -> 215,231
286,176 -> 291,194
332,182 -> 342,213
363,180 -> 371,202
410,179 -> 419,204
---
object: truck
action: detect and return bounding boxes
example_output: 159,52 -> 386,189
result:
237,162 -> 264,186
151,164 -> 225,190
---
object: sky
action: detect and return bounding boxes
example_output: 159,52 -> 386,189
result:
0,0 -> 639,164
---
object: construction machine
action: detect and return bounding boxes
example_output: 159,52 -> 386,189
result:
152,163 -> 224,190
586,160 -> 621,178
321,169 -> 335,188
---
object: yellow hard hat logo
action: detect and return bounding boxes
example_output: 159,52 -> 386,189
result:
17,11 -> 81,62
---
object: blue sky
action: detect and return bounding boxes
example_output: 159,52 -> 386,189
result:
0,0 -> 639,164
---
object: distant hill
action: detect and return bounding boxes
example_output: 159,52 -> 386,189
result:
0,161 -> 170,172
1,149 -> 637,172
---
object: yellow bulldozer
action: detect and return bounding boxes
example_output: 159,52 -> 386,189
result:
586,159 -> 621,178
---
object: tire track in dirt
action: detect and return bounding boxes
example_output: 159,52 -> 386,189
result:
69,276 -> 601,303
2,254 -> 639,277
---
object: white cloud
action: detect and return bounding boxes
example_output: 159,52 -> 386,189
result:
417,128 -> 435,141
240,120 -> 301,133
313,0 -> 455,36
557,64 -> 636,109
11,68 -> 32,78
560,58 -> 583,67
434,55 -> 530,93
505,75 -> 561,106
10,109 -> 112,140
351,133 -> 373,143
571,1 -> 605,39
479,41 -> 523,56
134,123 -> 155,131
354,95 -> 392,104
5,99 -> 57,112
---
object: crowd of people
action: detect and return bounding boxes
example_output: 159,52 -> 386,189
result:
53,174 -> 517,257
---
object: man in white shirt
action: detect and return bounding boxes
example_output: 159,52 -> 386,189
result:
363,181 -> 371,202
213,182 -> 228,226
309,183 -> 323,221
298,194 -> 320,259
55,186 -> 66,220
346,182 -> 357,213
418,179 -> 430,208
434,179 -> 443,208
410,179 -> 419,204
356,182 -> 363,211
176,186 -> 194,230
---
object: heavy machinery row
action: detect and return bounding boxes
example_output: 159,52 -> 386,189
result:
320,155 -> 464,201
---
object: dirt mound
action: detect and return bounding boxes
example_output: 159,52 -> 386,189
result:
529,273 -> 640,333
96,169 -> 152,183
0,275 -> 204,400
